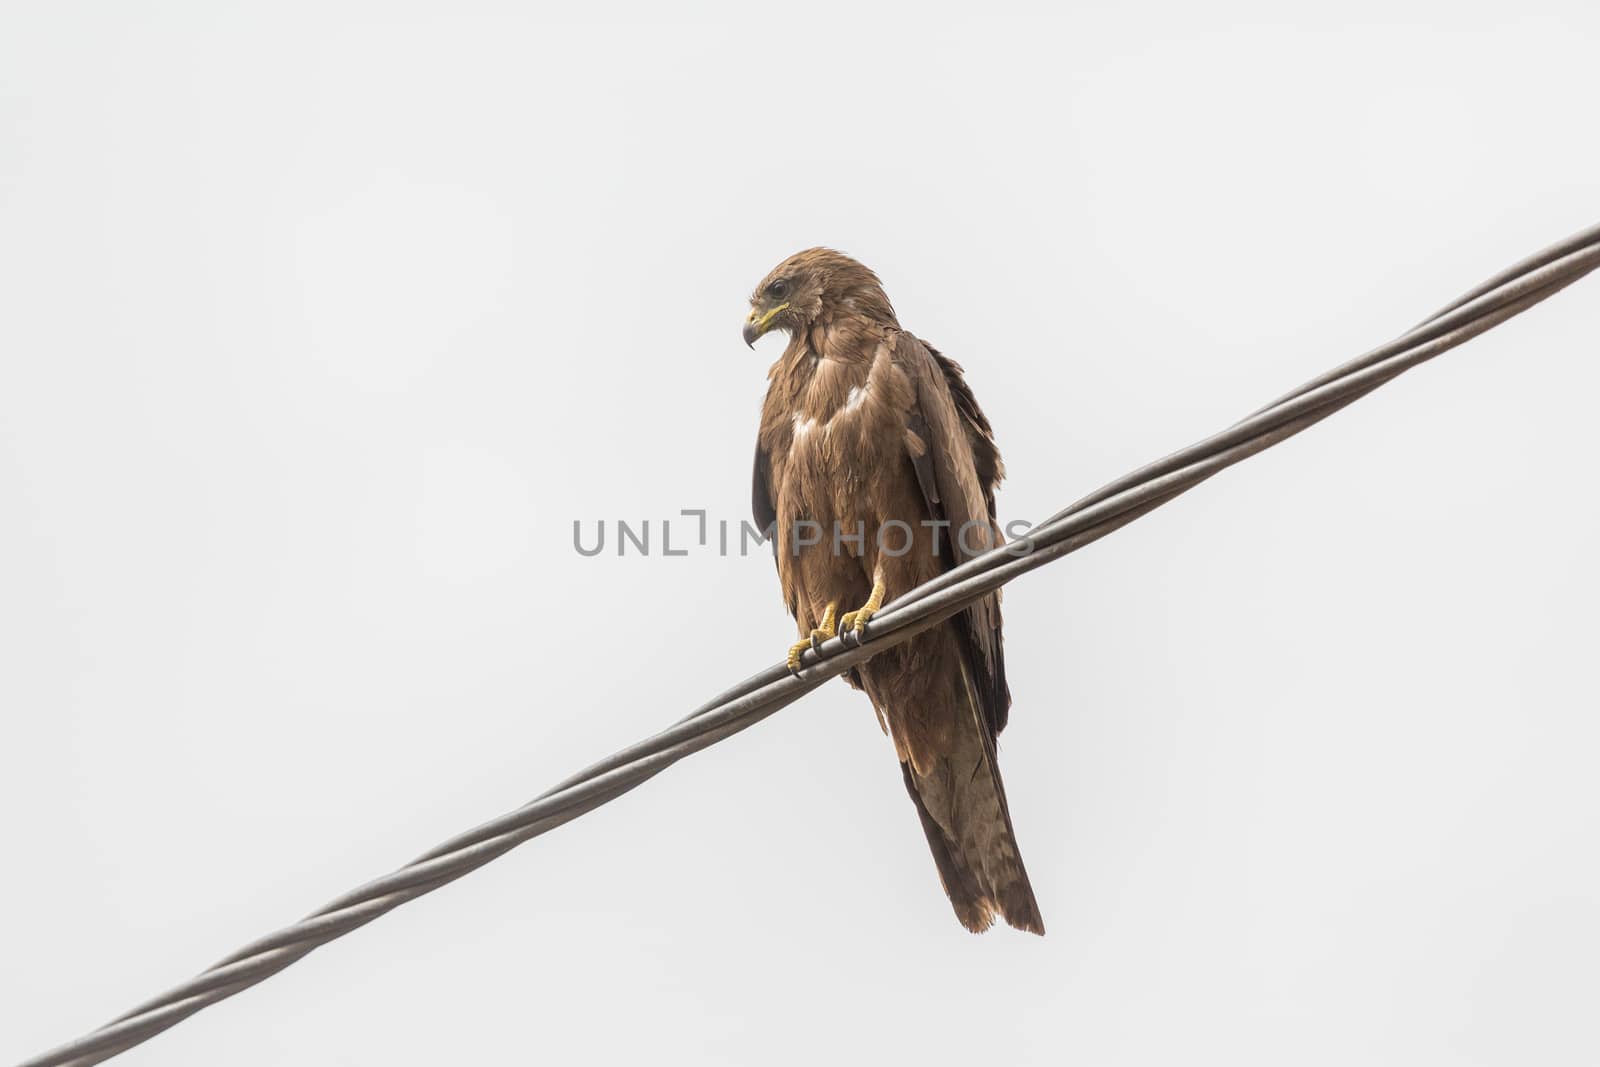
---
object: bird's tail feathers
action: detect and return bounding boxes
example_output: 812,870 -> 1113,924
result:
899,660 -> 1044,936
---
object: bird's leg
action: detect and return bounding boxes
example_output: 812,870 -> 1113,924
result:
840,577 -> 887,643
786,601 -> 838,674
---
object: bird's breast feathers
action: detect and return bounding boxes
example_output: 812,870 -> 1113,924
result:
764,338 -> 914,479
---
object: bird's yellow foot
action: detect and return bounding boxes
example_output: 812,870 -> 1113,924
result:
786,602 -> 838,674
840,578 -> 887,645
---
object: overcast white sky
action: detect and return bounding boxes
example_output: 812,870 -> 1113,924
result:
3,3 -> 1599,1065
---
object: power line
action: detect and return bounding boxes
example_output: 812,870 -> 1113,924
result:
17,220 -> 1600,1067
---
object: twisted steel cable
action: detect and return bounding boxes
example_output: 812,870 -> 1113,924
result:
19,220 -> 1600,1067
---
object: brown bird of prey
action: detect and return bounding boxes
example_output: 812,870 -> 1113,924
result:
744,248 -> 1044,935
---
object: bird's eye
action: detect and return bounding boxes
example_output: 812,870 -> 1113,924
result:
767,279 -> 789,300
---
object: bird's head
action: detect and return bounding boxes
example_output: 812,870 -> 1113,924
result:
743,247 -> 897,348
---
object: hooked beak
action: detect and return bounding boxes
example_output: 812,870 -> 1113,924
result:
743,303 -> 790,348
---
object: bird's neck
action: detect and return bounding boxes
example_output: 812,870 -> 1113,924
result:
788,311 -> 892,368
766,315 -> 889,423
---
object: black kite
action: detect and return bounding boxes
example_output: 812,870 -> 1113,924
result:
745,248 -> 1044,935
